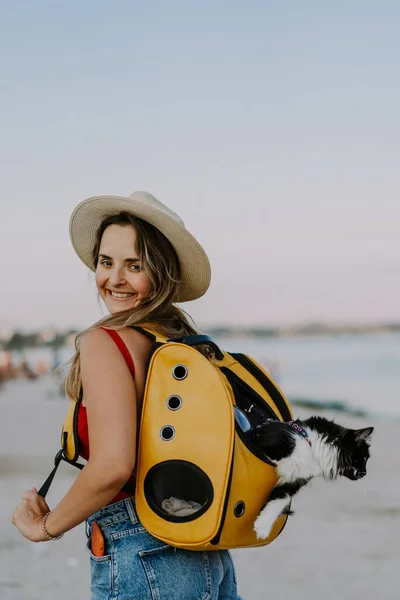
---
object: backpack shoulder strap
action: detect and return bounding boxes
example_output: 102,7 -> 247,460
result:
131,326 -> 224,360
131,325 -> 168,344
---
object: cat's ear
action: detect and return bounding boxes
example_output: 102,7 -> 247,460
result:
354,427 -> 374,445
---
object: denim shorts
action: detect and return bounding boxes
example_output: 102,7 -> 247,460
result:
85,497 -> 242,600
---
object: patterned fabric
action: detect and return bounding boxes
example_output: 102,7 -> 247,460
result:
256,418 -> 312,446
287,420 -> 312,446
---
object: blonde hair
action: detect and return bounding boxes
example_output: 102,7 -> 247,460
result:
65,212 -> 201,401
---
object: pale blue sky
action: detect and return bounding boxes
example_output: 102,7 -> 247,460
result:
1,1 -> 399,331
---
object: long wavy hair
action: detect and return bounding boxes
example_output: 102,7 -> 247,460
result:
65,211 -> 202,401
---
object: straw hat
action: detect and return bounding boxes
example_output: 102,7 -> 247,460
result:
69,190 -> 211,302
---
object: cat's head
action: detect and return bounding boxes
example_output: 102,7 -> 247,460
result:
338,427 -> 374,480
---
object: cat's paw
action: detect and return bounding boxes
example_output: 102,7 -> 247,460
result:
254,515 -> 273,540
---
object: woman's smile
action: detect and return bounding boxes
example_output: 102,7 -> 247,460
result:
106,289 -> 136,300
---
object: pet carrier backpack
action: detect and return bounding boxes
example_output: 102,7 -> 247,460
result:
40,326 -> 293,551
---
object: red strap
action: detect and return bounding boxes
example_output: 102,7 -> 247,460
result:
100,328 -> 135,376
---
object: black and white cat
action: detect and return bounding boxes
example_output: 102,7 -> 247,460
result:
253,416 -> 373,540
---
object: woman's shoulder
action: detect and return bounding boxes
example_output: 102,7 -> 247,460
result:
82,325 -> 153,363
79,327 -> 110,347
80,325 -> 148,347
79,328 -> 121,365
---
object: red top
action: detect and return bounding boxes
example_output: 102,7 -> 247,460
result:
77,327 -> 136,505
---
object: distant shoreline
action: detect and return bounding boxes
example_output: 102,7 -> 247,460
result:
208,322 -> 400,338
1,321 -> 400,352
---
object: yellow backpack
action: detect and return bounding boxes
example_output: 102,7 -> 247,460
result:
40,327 -> 293,551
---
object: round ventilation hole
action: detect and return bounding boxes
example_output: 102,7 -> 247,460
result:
166,395 -> 182,411
172,364 -> 188,380
234,501 -> 245,517
160,425 -> 175,441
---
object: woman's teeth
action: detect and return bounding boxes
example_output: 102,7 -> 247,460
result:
109,290 -> 134,299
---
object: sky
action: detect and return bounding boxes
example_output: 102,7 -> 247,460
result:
1,0 -> 399,332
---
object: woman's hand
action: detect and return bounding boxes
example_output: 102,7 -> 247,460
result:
12,488 -> 51,542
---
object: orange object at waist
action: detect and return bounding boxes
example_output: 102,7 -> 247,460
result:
77,404 -> 135,504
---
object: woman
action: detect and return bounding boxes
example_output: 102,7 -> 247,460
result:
12,190 -> 241,599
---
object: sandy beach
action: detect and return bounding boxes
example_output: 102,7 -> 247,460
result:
1,375 -> 399,600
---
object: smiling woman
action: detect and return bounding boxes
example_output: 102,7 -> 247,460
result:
12,190 -> 242,600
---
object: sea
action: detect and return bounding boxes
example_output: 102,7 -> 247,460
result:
213,331 -> 400,420
6,331 -> 400,420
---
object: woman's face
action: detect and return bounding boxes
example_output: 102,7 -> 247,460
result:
95,224 -> 151,314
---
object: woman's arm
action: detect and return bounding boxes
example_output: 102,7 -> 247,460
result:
44,328 -> 138,537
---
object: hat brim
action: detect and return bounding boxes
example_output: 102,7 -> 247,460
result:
69,195 -> 211,302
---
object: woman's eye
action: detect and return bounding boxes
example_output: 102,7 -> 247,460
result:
100,260 -> 112,267
129,263 -> 141,271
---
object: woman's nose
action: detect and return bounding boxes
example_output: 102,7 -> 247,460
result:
109,266 -> 126,286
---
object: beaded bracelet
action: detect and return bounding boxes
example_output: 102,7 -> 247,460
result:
39,511 -> 64,541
